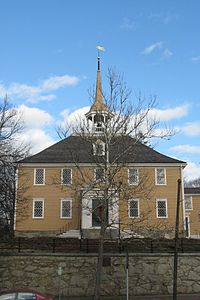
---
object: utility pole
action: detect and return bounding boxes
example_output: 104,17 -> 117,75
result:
173,178 -> 181,300
126,249 -> 129,300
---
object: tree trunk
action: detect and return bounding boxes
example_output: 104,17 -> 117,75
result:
94,223 -> 106,300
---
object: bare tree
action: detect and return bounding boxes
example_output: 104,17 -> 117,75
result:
0,96 -> 29,237
57,66 -> 175,300
184,177 -> 200,187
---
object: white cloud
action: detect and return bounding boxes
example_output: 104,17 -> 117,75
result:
191,56 -> 200,61
41,75 -> 79,91
170,144 -> 200,154
184,162 -> 200,182
0,84 -> 7,97
142,42 -> 163,55
120,18 -> 136,30
149,105 -> 188,121
27,94 -> 56,103
149,13 -> 179,25
142,42 -> 173,59
0,74 -> 80,103
163,49 -> 173,58
9,83 -> 40,98
181,122 -> 200,136
17,128 -> 55,154
18,104 -> 53,129
59,106 -> 89,128
15,105 -> 55,154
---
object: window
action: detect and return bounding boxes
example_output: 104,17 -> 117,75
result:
34,168 -> 45,185
128,199 -> 139,218
184,195 -> 193,210
155,168 -> 166,185
92,198 -> 104,227
93,140 -> 105,156
61,168 -> 72,185
156,199 -> 168,218
33,199 -> 44,218
60,199 -> 72,218
0,293 -> 16,300
18,293 -> 36,300
95,168 -> 105,181
128,168 -> 139,185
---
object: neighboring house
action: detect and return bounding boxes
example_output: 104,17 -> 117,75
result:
15,56 -> 187,239
184,187 -> 200,238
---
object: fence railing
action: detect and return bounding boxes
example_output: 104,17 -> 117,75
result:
1,237 -> 200,254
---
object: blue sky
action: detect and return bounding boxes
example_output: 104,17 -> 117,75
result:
0,0 -> 200,181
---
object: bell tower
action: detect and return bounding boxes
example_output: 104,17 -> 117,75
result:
85,47 -> 111,135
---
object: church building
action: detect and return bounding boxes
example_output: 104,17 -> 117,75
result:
15,54 -> 187,239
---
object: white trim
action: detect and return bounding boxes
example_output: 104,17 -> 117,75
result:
185,193 -> 200,196
34,168 -> 45,185
14,168 -> 18,231
156,199 -> 168,218
19,162 -> 187,168
128,199 -> 140,218
185,215 -> 190,237
128,168 -> 139,185
155,168 -> 167,185
181,167 -> 186,234
60,198 -> 72,219
61,168 -> 72,185
32,198 -> 44,219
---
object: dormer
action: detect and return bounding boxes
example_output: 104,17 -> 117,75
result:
93,139 -> 105,156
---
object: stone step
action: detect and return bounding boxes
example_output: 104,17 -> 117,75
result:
59,230 -> 81,239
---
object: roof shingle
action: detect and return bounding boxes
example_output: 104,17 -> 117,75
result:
20,135 -> 186,165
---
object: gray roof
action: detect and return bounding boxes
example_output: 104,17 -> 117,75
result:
184,187 -> 200,195
20,135 -> 186,165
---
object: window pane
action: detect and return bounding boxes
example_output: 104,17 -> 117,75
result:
96,144 -> 104,155
62,168 -> 72,184
92,199 -> 104,227
129,200 -> 139,217
184,196 -> 192,210
62,200 -> 71,218
157,200 -> 167,217
95,168 -> 104,181
129,169 -> 138,184
156,168 -> 165,184
35,168 -> 44,184
34,200 -> 43,218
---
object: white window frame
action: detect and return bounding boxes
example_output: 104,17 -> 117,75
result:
128,199 -> 140,218
61,168 -> 72,185
93,140 -> 105,156
94,168 -> 105,181
32,198 -> 44,219
60,199 -> 72,219
34,168 -> 45,185
155,168 -> 166,185
156,199 -> 168,218
184,195 -> 193,210
128,168 -> 139,185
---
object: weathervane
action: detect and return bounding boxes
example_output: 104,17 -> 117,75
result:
96,45 -> 105,70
